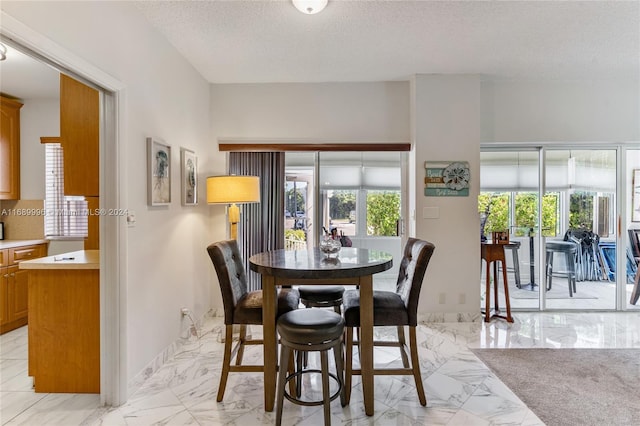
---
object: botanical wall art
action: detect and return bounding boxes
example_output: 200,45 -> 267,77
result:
180,148 -> 197,206
147,137 -> 171,206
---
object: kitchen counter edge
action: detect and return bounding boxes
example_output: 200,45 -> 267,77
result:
0,239 -> 49,250
18,250 -> 99,270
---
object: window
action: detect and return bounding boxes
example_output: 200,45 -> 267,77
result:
366,190 -> 400,236
44,143 -> 88,239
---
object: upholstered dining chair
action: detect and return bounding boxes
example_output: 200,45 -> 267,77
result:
207,240 -> 300,402
342,238 -> 435,406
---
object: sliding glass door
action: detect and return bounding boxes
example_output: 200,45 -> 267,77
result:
284,151 -> 404,288
481,145 -> 639,312
480,149 -> 542,310
543,149 -> 617,310
626,148 -> 640,311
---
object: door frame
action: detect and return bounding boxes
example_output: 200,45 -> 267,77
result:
1,12 -> 127,405
481,142 -> 637,311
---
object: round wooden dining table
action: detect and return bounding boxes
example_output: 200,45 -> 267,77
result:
249,247 -> 393,416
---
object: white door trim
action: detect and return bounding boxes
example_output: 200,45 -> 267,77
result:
1,11 -> 127,406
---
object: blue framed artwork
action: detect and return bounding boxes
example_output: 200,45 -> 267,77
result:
424,161 -> 470,197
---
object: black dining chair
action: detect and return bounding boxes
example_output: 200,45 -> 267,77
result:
207,240 -> 300,402
342,238 -> 435,406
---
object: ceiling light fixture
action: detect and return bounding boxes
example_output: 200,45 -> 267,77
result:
292,0 -> 328,15
0,43 -> 7,61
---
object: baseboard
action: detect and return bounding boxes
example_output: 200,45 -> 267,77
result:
418,312 -> 482,323
127,309 -> 220,398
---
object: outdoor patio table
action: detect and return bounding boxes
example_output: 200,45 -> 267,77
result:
481,242 -> 514,322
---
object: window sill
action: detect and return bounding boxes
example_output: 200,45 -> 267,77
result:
46,236 -> 86,241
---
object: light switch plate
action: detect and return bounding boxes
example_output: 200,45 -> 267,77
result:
126,211 -> 136,227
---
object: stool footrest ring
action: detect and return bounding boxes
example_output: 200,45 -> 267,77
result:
283,369 -> 342,406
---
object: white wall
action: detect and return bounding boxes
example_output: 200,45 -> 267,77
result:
482,80 -> 640,142
19,98 -> 56,200
212,82 -> 410,141
1,1 -> 218,397
412,75 -> 482,320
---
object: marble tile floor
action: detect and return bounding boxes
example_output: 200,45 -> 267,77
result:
2,311 -> 640,425
482,265 -> 640,311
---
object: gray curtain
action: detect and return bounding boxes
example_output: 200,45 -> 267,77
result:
229,152 -> 285,291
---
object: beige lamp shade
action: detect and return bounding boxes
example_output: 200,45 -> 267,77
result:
206,175 -> 260,240
206,175 -> 261,204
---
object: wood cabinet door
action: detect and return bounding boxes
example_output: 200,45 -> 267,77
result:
0,96 -> 23,200
9,266 -> 28,321
0,249 -> 8,267
60,74 -> 99,196
0,267 -> 8,326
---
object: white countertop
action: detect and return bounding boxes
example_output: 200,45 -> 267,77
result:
19,250 -> 99,270
0,239 -> 48,250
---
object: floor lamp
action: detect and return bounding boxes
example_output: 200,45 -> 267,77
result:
206,175 -> 261,240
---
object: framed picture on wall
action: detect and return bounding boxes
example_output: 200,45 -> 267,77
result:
147,137 -> 171,206
633,169 -> 640,222
180,148 -> 197,206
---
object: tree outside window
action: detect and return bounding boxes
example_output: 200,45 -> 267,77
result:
366,190 -> 400,236
478,192 -> 559,239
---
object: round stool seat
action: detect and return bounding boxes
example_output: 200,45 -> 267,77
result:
298,286 -> 345,304
277,309 -> 344,344
546,241 -> 577,253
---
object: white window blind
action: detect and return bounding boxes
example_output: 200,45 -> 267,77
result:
44,143 -> 88,239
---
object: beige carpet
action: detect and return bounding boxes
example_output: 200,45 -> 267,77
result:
471,348 -> 640,426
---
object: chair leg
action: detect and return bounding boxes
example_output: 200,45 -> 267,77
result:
320,350 -> 331,426
236,324 -> 247,365
332,336 -> 346,407
397,326 -> 410,368
295,350 -> 303,398
217,324 -> 234,402
546,251 -> 554,290
288,349 -> 297,396
275,344 -> 291,426
344,327 -> 353,404
409,327 -> 427,406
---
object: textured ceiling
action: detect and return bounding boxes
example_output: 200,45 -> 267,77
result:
1,1 -> 638,100
134,0 -> 640,83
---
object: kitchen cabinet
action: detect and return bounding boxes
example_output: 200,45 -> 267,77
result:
0,242 -> 48,334
60,74 -> 99,196
21,250 -> 99,393
0,96 -> 23,200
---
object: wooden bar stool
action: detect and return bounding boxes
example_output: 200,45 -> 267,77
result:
298,285 -> 345,314
481,242 -> 514,323
275,309 -> 346,426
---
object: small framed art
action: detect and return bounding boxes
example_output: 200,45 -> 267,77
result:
147,137 -> 171,206
180,148 -> 197,206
